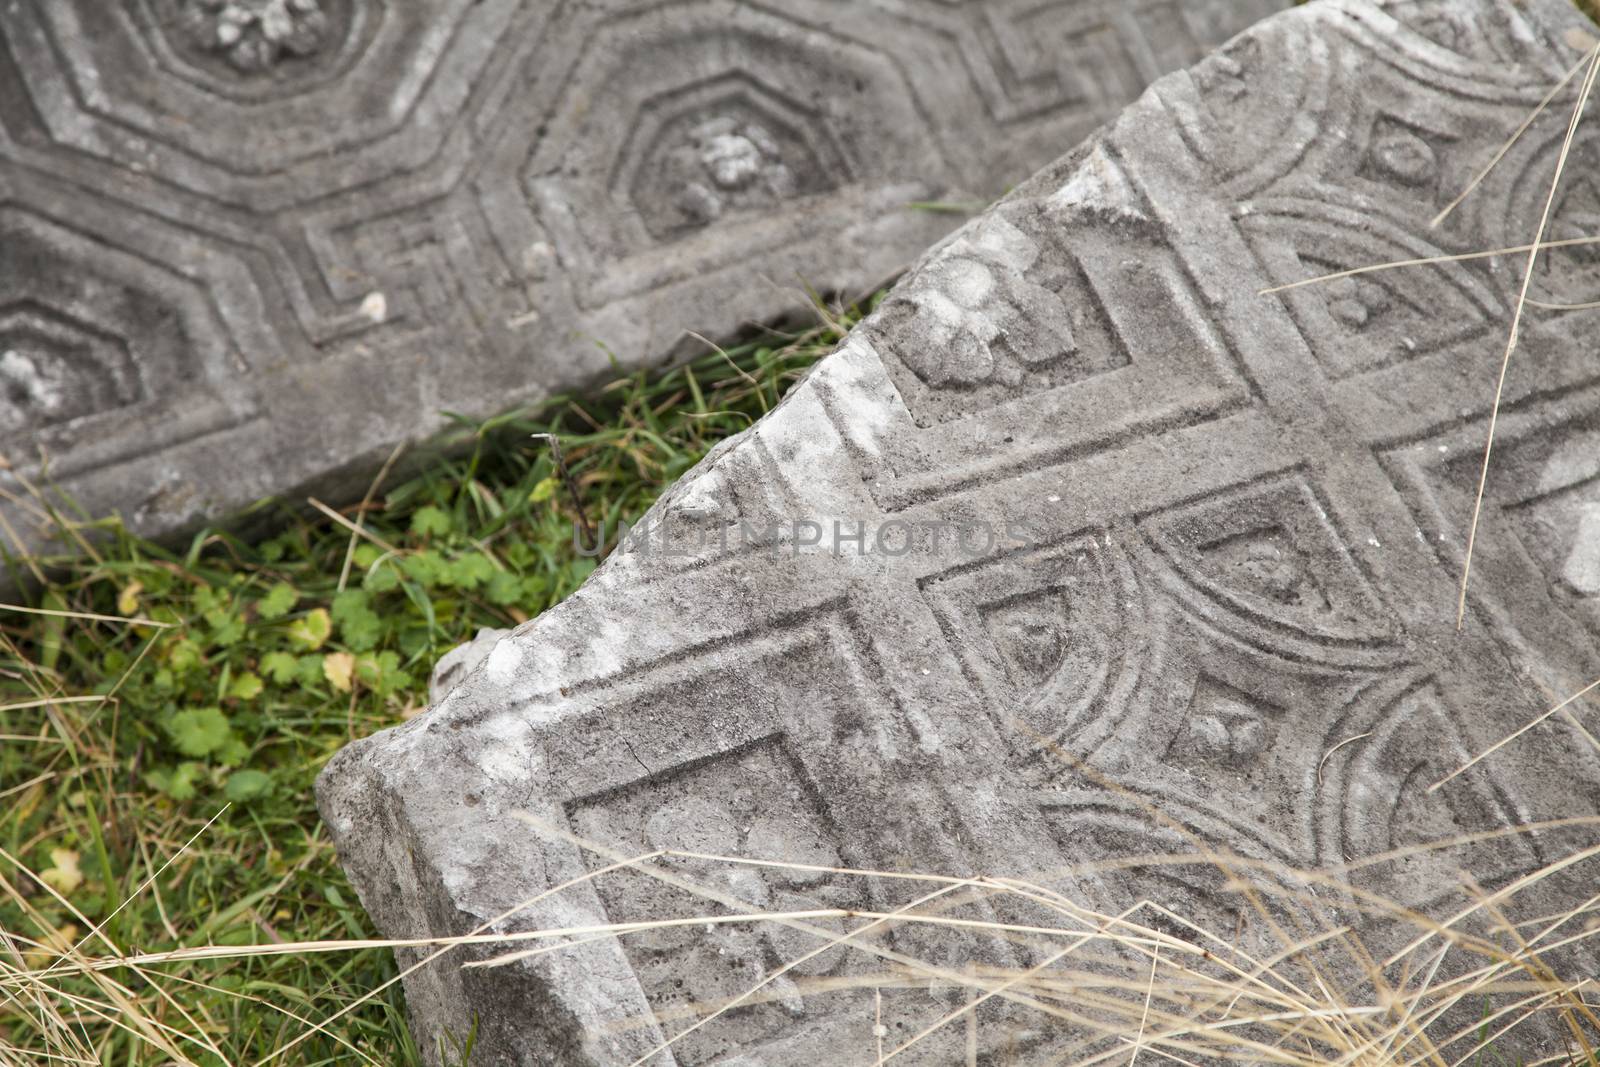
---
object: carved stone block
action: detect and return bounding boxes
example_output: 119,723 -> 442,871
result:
0,0 -> 1279,554
318,0 -> 1600,1062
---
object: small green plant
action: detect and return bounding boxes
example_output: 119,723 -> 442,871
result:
0,303 -> 864,1064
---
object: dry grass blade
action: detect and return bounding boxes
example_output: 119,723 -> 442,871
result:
338,441 -> 406,592
1429,674 -> 1600,792
1431,47 -> 1595,228
1526,295 -> 1600,309
1381,839 -> 1600,968
41,806 -> 231,980
684,330 -> 760,389
455,815 -> 1597,1064
622,881 -> 976,1067
0,696 -> 109,713
1455,40 -> 1600,630
0,605 -> 174,629
7,829 -> 1598,1064
305,497 -> 402,556
878,902 -> 1149,1065
509,814 -> 1092,1023
1130,946 -> 1159,1067
1256,233 -> 1600,296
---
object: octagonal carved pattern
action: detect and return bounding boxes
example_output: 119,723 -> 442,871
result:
0,302 -> 141,435
0,0 -> 1285,558
157,0 -> 351,79
0,200 -> 260,490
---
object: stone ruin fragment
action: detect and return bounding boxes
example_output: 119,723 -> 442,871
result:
0,0 -> 1277,557
319,1 -> 1600,1062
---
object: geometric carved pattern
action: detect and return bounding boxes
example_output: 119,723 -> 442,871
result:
1141,473 -> 1396,646
0,200 -> 257,486
1323,681 -> 1546,910
153,1 -> 350,80
618,73 -> 848,243
1036,794 -> 1303,952
1167,673 -> 1285,774
569,736 -> 854,1064
849,191 -> 1247,506
983,587 -> 1072,690
874,213 -> 1123,401
0,300 -> 140,434
955,0 -> 1277,123
0,0 -> 1281,555
496,608 -> 1042,1064
314,2 -> 1600,1062
922,532 -> 1139,752
1243,201 -> 1501,379
1387,390 -> 1600,660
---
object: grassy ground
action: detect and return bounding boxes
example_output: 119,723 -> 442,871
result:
0,304 -> 860,1065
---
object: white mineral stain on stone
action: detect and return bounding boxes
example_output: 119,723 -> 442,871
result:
0,349 -> 65,416
673,469 -> 724,519
1562,504 -> 1600,595
1048,143 -> 1146,221
519,606 -> 630,699
522,241 -> 554,275
814,516 -> 859,557
755,385 -> 843,498
360,291 -> 387,324
483,637 -> 523,687
906,706 -> 942,753
477,739 -> 526,783
814,338 -> 897,458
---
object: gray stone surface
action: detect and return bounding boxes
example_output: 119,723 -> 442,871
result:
318,0 -> 1600,1062
0,0 -> 1281,558
428,626 -> 511,705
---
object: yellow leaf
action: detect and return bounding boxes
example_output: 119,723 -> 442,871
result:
288,607 -> 332,651
323,651 -> 355,693
118,581 -> 144,617
39,848 -> 83,896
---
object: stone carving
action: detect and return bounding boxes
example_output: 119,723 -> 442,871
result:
878,215 -> 1077,389
316,0 -> 1600,1062
0,0 -> 1283,560
646,110 -> 818,238
1539,168 -> 1600,303
0,200 -> 259,522
175,0 -> 333,72
570,737 -> 859,1061
0,304 -> 141,433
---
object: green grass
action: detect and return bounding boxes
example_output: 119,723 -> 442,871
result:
0,303 -> 864,1065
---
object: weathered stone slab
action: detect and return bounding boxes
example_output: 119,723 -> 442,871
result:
0,0 -> 1280,557
318,0 -> 1600,1062
428,626 -> 511,705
